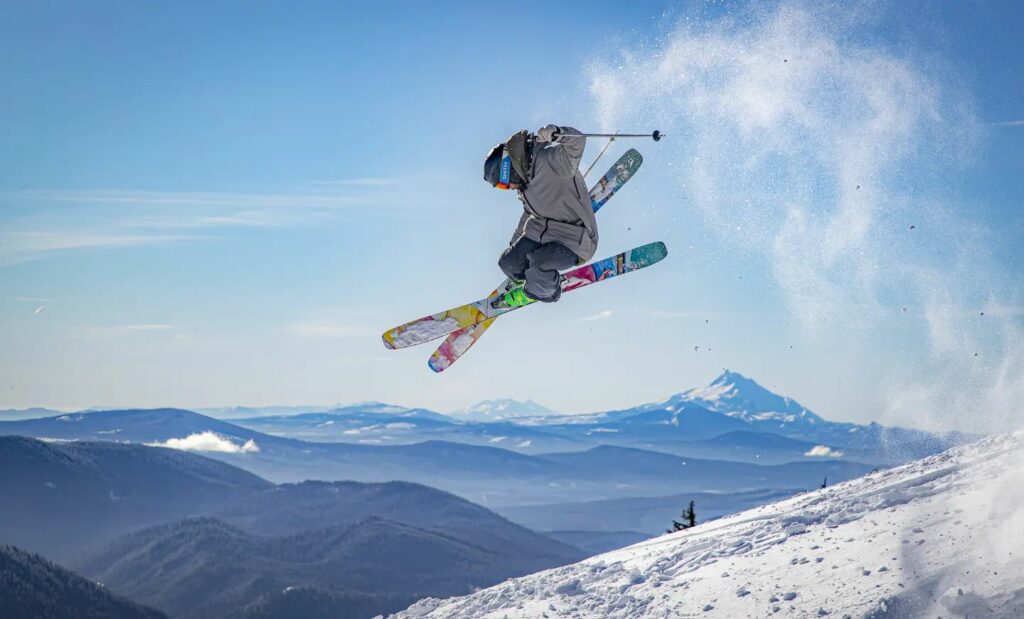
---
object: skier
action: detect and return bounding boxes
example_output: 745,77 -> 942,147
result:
483,125 -> 597,306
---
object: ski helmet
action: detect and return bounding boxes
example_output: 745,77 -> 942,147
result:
484,143 -> 512,189
483,130 -> 533,190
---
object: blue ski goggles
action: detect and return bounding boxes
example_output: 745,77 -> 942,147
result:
496,148 -> 513,190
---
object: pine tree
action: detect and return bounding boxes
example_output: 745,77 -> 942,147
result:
821,477 -> 828,489
668,500 -> 697,533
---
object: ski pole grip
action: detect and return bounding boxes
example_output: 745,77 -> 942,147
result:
551,127 -> 562,142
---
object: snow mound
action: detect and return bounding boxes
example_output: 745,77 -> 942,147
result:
386,432 -> 1024,618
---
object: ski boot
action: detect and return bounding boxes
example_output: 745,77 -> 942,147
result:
492,285 -> 532,309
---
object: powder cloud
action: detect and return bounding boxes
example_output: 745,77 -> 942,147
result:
586,1 -> 1021,433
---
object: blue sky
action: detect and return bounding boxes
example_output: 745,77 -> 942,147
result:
1,1 -> 1021,432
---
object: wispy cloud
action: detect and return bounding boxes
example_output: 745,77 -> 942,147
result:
308,177 -> 402,187
0,185 -> 402,264
578,310 -> 615,322
285,321 -> 372,339
17,189 -> 365,209
993,120 -> 1024,127
578,309 -> 711,321
71,324 -> 181,339
641,310 -> 709,319
0,229 -> 204,265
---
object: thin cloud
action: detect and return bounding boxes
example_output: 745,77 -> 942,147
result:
0,231 -> 202,264
309,177 -> 402,187
3,231 -> 200,253
17,189 -> 364,209
579,309 -> 713,320
285,321 -> 371,338
124,214 -> 281,230
578,310 -> 615,322
642,310 -> 709,319
993,120 -> 1024,127
71,324 -> 180,339
0,186 -> 401,264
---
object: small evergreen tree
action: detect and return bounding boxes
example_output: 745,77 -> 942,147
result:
821,477 -> 828,489
668,500 -> 697,533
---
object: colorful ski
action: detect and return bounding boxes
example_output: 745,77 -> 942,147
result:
427,149 -> 644,371
381,241 -> 668,349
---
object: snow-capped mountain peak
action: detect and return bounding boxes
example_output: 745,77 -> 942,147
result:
452,399 -> 557,422
390,432 -> 1024,618
677,370 -> 826,428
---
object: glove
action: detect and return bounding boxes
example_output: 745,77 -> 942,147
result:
536,124 -> 561,143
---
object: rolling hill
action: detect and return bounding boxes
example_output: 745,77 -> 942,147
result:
0,544 -> 169,619
0,436 -> 270,561
1,436 -> 587,618
73,515 -> 581,619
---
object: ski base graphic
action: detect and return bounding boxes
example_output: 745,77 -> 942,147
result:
382,241 -> 668,350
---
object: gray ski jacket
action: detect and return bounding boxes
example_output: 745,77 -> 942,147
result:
510,127 -> 597,262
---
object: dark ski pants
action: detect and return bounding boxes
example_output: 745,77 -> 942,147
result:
499,237 -> 579,303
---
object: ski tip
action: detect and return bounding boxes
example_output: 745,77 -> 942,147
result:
381,332 -> 397,350
427,355 -> 448,373
638,241 -> 668,263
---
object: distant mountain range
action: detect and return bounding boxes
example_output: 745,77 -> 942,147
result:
182,371 -> 972,465
450,398 -> 557,422
0,370 -> 974,538
0,407 -> 875,510
196,405 -> 337,420
0,407 -> 66,421
2,371 -> 971,462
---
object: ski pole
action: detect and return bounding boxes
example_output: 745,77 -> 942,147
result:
583,131 -> 619,180
554,129 -> 663,141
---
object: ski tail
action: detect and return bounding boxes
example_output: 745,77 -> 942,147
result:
382,303 -> 488,350
426,149 -> 644,371
428,316 -> 497,372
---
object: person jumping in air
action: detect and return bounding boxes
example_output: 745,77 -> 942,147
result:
483,125 -> 597,307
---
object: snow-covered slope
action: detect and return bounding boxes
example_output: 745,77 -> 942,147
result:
387,432 -> 1024,618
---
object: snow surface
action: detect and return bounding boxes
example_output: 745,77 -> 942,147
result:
386,432 -> 1024,618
